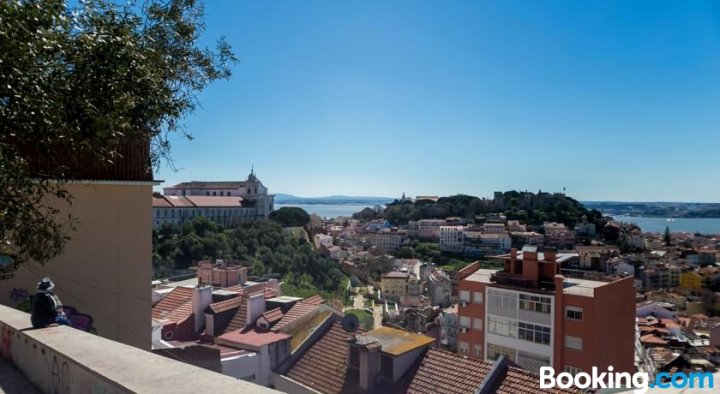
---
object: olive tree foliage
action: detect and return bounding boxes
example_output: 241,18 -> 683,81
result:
0,0 -> 236,278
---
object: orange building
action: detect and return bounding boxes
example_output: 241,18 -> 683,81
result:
456,246 -> 635,375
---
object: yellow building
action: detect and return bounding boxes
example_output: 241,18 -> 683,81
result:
381,271 -> 410,301
0,142 -> 155,349
680,271 -> 703,290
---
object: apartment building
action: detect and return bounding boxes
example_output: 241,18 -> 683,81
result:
369,230 -> 405,252
640,264 -> 682,291
439,226 -> 465,252
543,222 -> 576,249
456,247 -> 635,375
381,271 -> 410,301
412,219 -> 446,240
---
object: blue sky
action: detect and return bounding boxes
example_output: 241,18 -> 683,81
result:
155,0 -> 720,202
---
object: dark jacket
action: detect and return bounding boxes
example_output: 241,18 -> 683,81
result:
31,292 -> 58,328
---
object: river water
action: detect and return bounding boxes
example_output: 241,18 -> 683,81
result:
612,216 -> 720,235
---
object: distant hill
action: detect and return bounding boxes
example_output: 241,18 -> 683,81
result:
275,194 -> 394,206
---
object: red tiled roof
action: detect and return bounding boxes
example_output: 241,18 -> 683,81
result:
207,296 -> 243,314
152,287 -> 193,324
152,195 -> 244,208
185,196 -> 244,207
260,308 -> 284,325
264,287 -> 278,299
285,321 -> 357,394
407,348 -> 492,394
272,299 -> 323,332
640,334 -> 668,345
218,327 -> 290,348
223,297 -> 248,333
302,295 -> 325,305
497,367 -> 581,394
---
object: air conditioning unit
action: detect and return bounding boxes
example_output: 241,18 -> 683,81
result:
460,327 -> 468,334
460,302 -> 467,307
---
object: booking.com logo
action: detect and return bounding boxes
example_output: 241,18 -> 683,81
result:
540,366 -> 714,393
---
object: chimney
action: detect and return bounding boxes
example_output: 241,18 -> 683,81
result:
544,247 -> 557,262
247,293 -> 266,326
358,344 -> 381,390
192,286 -> 213,332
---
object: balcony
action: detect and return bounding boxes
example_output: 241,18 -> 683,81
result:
490,272 -> 532,288
0,305 -> 275,393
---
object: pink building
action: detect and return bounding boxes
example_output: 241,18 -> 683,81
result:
197,259 -> 248,288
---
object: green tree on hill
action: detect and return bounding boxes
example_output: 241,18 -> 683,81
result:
269,207 -> 311,227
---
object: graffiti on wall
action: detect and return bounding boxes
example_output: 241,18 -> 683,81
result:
0,322 -> 12,360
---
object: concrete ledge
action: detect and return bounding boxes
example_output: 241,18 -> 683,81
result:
0,305 -> 276,393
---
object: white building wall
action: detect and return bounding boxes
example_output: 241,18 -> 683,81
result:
221,352 -> 261,382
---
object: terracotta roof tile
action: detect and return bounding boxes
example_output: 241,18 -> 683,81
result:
152,287 -> 193,324
207,296 -> 243,314
218,327 -> 290,348
407,348 -> 492,394
285,321 -> 358,394
497,367 -> 581,394
302,295 -> 325,305
271,301 -> 322,332
223,298 -> 248,333
260,308 -> 284,325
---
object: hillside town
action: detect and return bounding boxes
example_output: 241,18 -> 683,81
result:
145,186 -> 720,391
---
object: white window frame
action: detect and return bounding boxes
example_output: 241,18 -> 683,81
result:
459,341 -> 470,354
565,335 -> 583,351
473,291 -> 484,304
459,290 -> 471,303
459,316 -> 471,328
566,306 -> 584,321
473,318 -> 483,330
564,366 -> 582,375
473,344 -> 483,357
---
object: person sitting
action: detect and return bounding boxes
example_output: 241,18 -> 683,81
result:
31,278 -> 70,328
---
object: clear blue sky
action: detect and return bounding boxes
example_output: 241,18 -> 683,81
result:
155,0 -> 720,202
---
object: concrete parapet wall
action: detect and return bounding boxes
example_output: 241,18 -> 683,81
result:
0,305 -> 276,393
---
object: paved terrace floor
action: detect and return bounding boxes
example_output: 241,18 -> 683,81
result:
0,357 -> 40,394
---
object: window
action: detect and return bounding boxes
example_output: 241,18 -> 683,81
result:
473,344 -> 483,357
459,290 -> 470,303
459,341 -> 470,353
488,289 -> 516,309
487,343 -> 516,362
518,322 -> 551,345
487,316 -> 516,337
564,366 -> 582,375
205,191 -> 209,196
565,335 -> 583,350
566,306 -> 583,321
519,294 -> 551,314
459,316 -> 471,328
213,191 -> 217,196
473,292 -> 484,304
473,318 -> 483,330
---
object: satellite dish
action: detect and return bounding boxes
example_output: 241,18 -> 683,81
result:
341,314 -> 360,333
